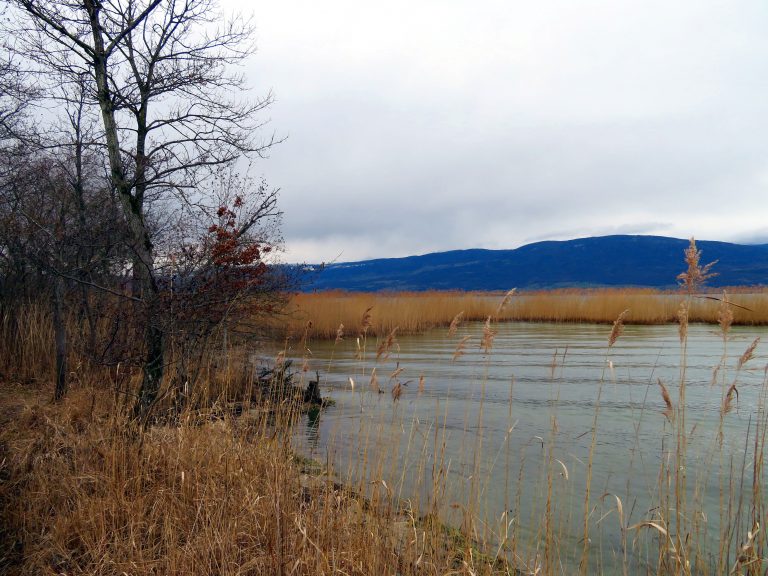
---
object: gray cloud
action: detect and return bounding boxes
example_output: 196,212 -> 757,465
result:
228,0 -> 768,262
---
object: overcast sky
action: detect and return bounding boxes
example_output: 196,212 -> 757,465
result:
226,0 -> 768,263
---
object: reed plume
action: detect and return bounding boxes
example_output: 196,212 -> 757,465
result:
677,237 -> 718,294
453,335 -> 472,361
495,288 -> 517,318
389,362 -> 404,381
376,326 -> 399,361
448,311 -> 464,337
608,309 -> 630,348
717,291 -> 734,337
658,378 -> 675,422
737,337 -> 760,370
369,367 -> 381,393
481,316 -> 496,354
360,306 -> 373,335
722,383 -> 739,415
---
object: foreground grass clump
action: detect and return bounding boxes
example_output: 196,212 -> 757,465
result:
280,288 -> 768,339
0,382 -> 510,576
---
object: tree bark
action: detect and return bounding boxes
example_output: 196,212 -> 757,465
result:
52,276 -> 68,401
84,0 -> 164,418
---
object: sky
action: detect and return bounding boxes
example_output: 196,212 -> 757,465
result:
224,0 -> 768,263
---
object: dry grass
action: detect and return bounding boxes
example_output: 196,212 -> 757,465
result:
278,288 -> 768,340
0,300 -> 517,575
2,297 -> 767,574
272,285 -> 768,575
0,380 -> 512,576
0,303 -> 56,383
2,244 -> 767,575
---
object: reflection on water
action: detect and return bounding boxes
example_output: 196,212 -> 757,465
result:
277,321 -> 767,572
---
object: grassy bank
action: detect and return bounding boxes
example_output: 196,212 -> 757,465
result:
279,288 -> 768,339
0,380 -> 513,575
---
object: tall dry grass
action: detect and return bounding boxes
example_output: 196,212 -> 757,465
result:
0,302 -> 56,383
279,288 -> 768,339
2,261 -> 767,574
274,283 -> 768,574
0,308 -> 512,576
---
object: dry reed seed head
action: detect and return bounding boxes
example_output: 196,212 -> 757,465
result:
676,237 -> 719,293
389,364 -> 404,380
418,374 -> 425,394
335,323 -> 344,344
376,326 -> 399,361
481,316 -> 496,354
722,383 -> 739,415
677,301 -> 689,343
608,309 -> 630,348
391,381 -> 402,401
657,378 -> 674,422
710,364 -> 721,387
448,311 -> 465,337
360,306 -> 373,335
738,337 -> 760,370
717,291 -> 734,336
495,288 -> 517,318
369,367 -> 380,393
453,335 -> 472,361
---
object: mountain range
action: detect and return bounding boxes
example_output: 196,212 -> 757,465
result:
303,235 -> 768,291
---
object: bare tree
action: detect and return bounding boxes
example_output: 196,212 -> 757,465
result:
0,127 -> 126,400
0,52 -> 32,143
5,0 -> 277,416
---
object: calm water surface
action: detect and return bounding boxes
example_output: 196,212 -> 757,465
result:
277,322 -> 767,572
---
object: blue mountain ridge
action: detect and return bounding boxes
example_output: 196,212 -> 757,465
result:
303,235 -> 768,292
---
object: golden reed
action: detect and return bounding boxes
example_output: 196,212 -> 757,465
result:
277,288 -> 768,340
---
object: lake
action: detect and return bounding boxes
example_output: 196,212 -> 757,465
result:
278,321 -> 767,573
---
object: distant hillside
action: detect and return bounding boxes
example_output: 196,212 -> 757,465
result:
304,235 -> 768,291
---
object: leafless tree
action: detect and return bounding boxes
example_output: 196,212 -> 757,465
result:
0,122 -> 127,400
4,0 -> 278,416
0,53 -> 32,144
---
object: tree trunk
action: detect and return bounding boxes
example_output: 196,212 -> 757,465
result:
132,313 -> 164,420
52,276 -> 68,401
84,0 -> 164,419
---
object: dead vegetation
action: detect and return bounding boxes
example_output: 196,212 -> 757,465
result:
278,287 -> 768,340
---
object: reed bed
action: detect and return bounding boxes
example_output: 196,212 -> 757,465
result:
0,379 -> 513,575
277,293 -> 768,575
3,270 -> 767,574
0,302 -> 56,382
0,304 -> 514,575
280,288 -> 768,339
